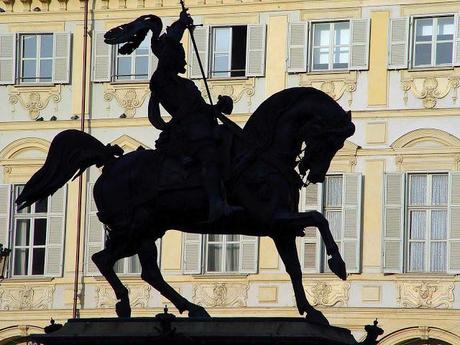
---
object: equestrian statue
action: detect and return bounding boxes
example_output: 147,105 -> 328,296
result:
16,6 -> 355,326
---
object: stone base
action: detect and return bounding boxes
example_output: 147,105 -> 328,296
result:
30,314 -> 383,345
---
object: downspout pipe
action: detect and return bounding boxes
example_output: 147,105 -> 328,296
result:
73,0 -> 89,319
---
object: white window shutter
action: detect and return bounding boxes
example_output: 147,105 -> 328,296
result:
246,24 -> 266,77
350,19 -> 370,70
0,185 -> 11,249
240,235 -> 258,273
287,22 -> 308,73
52,32 -> 71,84
448,172 -> 460,274
0,34 -> 16,85
383,173 -> 405,273
189,26 -> 209,79
454,14 -> 460,66
388,17 -> 409,69
182,232 -> 202,274
92,31 -> 112,82
85,183 -> 104,275
301,183 -> 323,272
45,187 -> 66,277
341,173 -> 362,273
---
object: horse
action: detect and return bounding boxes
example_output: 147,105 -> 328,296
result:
16,87 -> 355,325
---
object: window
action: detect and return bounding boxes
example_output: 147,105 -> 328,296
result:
383,172 -> 460,274
20,34 -> 53,83
189,24 -> 266,79
407,173 -> 448,272
300,173 -> 362,273
0,33 -> 71,85
183,233 -> 258,274
413,16 -> 454,68
210,26 -> 247,78
10,185 -> 66,277
287,19 -> 370,73
114,37 -> 151,81
312,22 -> 350,71
388,14 -> 460,69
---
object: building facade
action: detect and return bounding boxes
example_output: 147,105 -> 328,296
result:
0,0 -> 460,344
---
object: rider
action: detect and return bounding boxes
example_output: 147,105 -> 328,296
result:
147,10 -> 237,222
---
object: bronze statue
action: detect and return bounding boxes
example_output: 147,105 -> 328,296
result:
16,9 -> 355,326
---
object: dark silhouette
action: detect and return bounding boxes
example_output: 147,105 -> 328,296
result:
16,10 -> 355,326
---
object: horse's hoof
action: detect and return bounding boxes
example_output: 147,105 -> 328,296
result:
305,309 -> 330,326
116,300 -> 132,318
188,305 -> 210,318
328,252 -> 347,281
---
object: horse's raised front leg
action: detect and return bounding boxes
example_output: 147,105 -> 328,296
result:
272,234 -> 329,325
273,210 -> 346,280
138,240 -> 210,318
92,247 -> 132,317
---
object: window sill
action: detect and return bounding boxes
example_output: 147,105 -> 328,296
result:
191,273 -> 250,279
2,276 -> 55,282
110,80 -> 150,86
386,272 -> 459,280
407,66 -> 454,73
14,83 -> 56,88
208,76 -> 249,82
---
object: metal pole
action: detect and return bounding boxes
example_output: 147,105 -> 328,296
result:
73,0 -> 89,319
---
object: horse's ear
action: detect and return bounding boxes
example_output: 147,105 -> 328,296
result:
346,110 -> 352,121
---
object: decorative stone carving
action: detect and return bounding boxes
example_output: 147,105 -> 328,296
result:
95,284 -> 151,309
104,84 -> 150,118
8,85 -> 61,120
39,0 -> 50,10
57,0 -> 67,10
100,0 -> 109,9
0,285 -> 55,310
193,283 -> 249,308
299,74 -> 357,106
397,281 -> 454,309
302,281 -> 350,307
401,77 -> 460,109
198,78 -> 255,108
19,0 -> 31,11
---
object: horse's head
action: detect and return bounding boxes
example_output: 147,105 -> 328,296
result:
298,110 -> 355,184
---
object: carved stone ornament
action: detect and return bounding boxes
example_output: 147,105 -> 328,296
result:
401,77 -> 460,109
8,85 -> 61,120
57,0 -> 67,10
397,281 -> 454,309
193,283 -> 249,308
198,78 -> 256,108
95,284 -> 152,309
0,285 -> 55,310
104,84 -> 150,118
300,74 -> 357,106
302,281 -> 350,307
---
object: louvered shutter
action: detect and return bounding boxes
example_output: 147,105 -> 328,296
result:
246,24 -> 266,77
448,172 -> 460,273
45,187 -> 66,276
350,19 -> 370,70
85,183 -> 104,275
454,14 -> 460,66
388,17 -> 409,69
341,173 -> 362,273
182,232 -> 202,274
383,173 -> 405,273
189,26 -> 209,79
52,32 -> 71,84
287,22 -> 308,73
240,235 -> 258,273
301,183 -> 322,272
0,34 -> 16,85
0,185 -> 11,250
92,31 -> 112,82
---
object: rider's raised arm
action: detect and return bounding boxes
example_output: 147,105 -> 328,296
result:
165,10 -> 193,43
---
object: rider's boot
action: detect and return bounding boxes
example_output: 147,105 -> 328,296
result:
202,163 -> 241,222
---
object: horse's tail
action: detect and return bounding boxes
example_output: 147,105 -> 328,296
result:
16,129 -> 124,210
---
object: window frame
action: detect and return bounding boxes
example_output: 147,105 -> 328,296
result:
410,14 -> 455,69
204,234 -> 242,274
404,172 -> 449,273
18,33 -> 54,85
112,38 -> 151,82
310,20 -> 351,72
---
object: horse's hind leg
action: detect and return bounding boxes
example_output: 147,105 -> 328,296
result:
273,234 -> 329,325
138,239 -> 210,317
92,246 -> 134,317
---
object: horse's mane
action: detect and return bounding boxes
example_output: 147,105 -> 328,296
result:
242,87 -> 347,151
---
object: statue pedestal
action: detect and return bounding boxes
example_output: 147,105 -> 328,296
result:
30,313 -> 383,345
